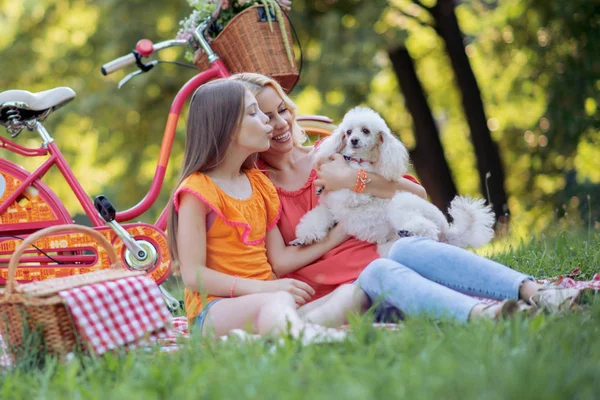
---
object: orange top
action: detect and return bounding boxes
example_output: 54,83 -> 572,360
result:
257,159 -> 421,300
173,168 -> 281,322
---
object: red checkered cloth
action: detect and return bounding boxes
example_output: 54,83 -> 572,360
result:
537,269 -> 600,289
57,275 -> 172,355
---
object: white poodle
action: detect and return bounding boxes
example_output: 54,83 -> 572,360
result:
290,107 -> 495,255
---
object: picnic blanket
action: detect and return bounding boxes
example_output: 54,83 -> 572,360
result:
2,270 -> 599,369
57,275 -> 172,355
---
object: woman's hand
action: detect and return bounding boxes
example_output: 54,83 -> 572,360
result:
266,278 -> 315,306
314,154 -> 356,194
315,154 -> 427,200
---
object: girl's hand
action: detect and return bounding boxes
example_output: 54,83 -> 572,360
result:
267,278 -> 315,305
314,154 -> 356,193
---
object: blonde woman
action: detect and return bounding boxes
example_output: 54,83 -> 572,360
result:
230,73 -> 582,322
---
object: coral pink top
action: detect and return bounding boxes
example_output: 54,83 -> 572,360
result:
257,159 -> 420,300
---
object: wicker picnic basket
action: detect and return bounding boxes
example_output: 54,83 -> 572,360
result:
194,5 -> 299,93
0,224 -> 143,361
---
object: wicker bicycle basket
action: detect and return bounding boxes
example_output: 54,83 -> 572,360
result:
0,225 -> 143,362
194,5 -> 299,93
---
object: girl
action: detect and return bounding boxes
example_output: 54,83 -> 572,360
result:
229,72 -> 582,322
167,80 -> 366,340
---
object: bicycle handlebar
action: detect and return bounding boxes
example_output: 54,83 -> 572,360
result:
100,39 -> 190,76
101,53 -> 138,76
101,0 -> 222,77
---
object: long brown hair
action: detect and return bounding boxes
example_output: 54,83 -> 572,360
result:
167,79 -> 253,273
229,73 -> 307,146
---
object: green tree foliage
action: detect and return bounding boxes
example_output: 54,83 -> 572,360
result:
291,0 -> 599,234
1,0 -> 597,236
291,0 -> 400,120
467,0 -> 600,228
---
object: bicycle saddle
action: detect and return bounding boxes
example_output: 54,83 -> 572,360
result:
0,87 -> 76,126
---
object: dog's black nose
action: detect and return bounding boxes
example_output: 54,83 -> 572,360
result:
350,138 -> 359,146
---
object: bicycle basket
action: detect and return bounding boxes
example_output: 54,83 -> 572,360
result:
194,5 -> 299,93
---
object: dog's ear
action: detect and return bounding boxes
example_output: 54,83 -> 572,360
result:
375,130 -> 409,181
315,126 -> 346,161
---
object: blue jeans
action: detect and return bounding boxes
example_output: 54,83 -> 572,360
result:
358,237 -> 533,323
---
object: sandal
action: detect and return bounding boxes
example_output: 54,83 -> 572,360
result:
529,287 -> 582,313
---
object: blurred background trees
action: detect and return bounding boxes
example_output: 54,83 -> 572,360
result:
1,0 -> 598,238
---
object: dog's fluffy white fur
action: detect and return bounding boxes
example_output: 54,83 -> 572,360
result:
290,107 -> 495,255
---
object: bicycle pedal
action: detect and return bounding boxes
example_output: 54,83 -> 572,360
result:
94,195 -> 116,222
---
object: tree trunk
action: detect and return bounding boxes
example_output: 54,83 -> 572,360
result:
388,46 -> 458,213
429,0 -> 510,224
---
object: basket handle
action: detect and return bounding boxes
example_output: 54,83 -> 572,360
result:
6,224 -> 121,295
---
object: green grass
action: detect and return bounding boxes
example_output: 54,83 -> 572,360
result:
1,231 -> 600,399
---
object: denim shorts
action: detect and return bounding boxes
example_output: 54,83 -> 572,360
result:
194,299 -> 222,333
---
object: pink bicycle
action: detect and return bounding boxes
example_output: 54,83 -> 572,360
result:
0,2 -> 334,309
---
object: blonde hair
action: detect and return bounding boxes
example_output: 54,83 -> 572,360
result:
230,73 -> 307,146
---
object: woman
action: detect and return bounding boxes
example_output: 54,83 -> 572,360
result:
230,73 -> 582,323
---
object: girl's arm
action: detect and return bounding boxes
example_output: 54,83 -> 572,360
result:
314,154 -> 427,199
265,224 -> 350,276
177,193 -> 314,303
